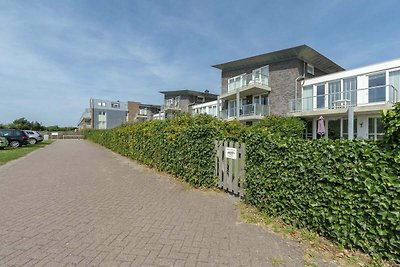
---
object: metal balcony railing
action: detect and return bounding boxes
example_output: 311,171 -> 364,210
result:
223,73 -> 269,94
220,104 -> 269,119
289,85 -> 398,113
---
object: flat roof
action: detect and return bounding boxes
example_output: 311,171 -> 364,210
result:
303,58 -> 400,86
159,89 -> 218,97
212,45 -> 344,74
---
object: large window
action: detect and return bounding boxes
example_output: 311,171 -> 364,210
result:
252,65 -> 269,86
368,117 -> 384,140
328,81 -> 341,109
342,118 -> 357,139
228,74 -> 245,92
368,73 -> 386,103
228,100 -> 236,117
253,94 -> 268,105
328,119 -> 341,140
302,86 -> 313,111
343,77 -> 357,106
316,84 -> 325,109
389,70 -> 400,102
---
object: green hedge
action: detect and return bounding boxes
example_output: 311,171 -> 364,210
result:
84,114 -> 247,186
245,133 -> 400,261
84,113 -> 399,262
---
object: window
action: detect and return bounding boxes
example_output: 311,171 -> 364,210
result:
343,77 -> 357,106
139,108 -> 148,115
302,86 -> 313,111
368,117 -> 384,140
98,111 -> 107,129
328,119 -> 341,140
368,73 -> 386,103
111,102 -> 120,108
228,74 -> 245,92
97,102 -> 101,106
253,94 -> 268,105
228,100 -> 236,117
307,64 -> 315,75
252,65 -> 269,85
389,70 -> 400,102
316,84 -> 326,109
328,81 -> 341,108
342,118 -> 357,139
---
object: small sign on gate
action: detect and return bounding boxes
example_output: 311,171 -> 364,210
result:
225,147 -> 237,159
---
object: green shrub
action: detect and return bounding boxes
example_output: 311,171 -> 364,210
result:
84,114 -> 247,187
251,115 -> 305,138
382,102 -> 400,151
84,113 -> 400,262
245,133 -> 400,262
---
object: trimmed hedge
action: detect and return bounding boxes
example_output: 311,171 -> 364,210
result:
245,133 -> 400,261
84,114 -> 247,186
84,113 -> 399,262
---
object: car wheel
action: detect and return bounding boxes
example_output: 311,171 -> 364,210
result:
28,138 -> 37,145
9,141 -> 21,148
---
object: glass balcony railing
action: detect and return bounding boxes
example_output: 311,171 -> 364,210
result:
289,85 -> 398,113
223,73 -> 269,95
220,104 -> 269,119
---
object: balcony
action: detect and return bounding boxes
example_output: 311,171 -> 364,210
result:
220,104 -> 269,120
163,100 -> 181,112
221,73 -> 271,100
289,85 -> 398,116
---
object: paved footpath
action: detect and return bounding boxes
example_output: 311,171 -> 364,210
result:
0,140 -> 309,267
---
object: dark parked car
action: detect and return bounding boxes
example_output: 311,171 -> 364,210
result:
0,129 -> 30,148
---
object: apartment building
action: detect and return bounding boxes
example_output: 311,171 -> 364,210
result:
290,59 -> 400,140
78,98 -> 161,129
192,100 -> 219,117
212,45 -> 344,125
89,99 -> 129,129
127,102 -> 161,123
159,90 -> 218,119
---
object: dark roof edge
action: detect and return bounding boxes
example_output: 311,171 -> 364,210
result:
212,45 -> 344,73
159,89 -> 218,97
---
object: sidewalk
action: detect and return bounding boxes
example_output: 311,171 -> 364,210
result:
0,140 -> 306,266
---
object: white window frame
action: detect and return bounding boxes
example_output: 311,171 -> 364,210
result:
307,64 -> 315,75
228,73 -> 246,92
368,117 -> 384,141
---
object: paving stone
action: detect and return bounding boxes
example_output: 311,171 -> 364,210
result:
0,140 -> 308,266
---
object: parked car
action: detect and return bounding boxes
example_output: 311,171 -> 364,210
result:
0,129 -> 29,148
23,130 -> 44,145
0,136 -> 8,149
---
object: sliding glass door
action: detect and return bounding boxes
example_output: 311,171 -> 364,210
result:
343,77 -> 357,106
328,81 -> 341,108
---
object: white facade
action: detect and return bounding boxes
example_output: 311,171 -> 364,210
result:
192,100 -> 220,117
291,59 -> 400,140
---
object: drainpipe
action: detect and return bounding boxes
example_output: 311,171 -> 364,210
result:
294,61 -> 307,109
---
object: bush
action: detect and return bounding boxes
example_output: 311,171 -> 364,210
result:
382,102 -> 400,151
251,115 -> 305,138
85,113 -> 400,262
245,133 -> 400,262
84,114 -> 247,187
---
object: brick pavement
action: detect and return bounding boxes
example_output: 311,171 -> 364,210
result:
0,140 -> 307,266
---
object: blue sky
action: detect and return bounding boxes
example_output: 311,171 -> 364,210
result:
1,0 -> 400,126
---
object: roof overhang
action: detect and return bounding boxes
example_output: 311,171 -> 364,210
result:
159,89 -> 218,98
212,45 -> 344,74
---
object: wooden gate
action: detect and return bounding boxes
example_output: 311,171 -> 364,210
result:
214,140 -> 246,197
